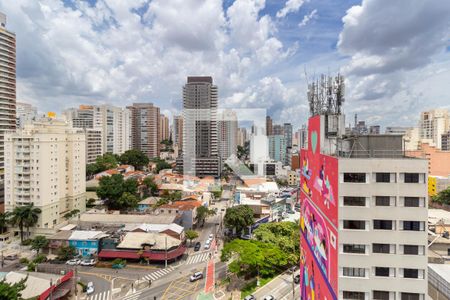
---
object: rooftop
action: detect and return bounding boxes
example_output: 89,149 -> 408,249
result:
79,213 -> 177,225
125,223 -> 184,235
69,230 -> 108,241
117,232 -> 181,250
429,209 -> 450,225
429,263 -> 450,284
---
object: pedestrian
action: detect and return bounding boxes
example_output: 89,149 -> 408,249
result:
149,279 -> 152,287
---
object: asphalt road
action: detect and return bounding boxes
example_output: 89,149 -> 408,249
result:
253,272 -> 299,300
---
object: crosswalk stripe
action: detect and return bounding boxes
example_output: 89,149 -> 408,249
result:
87,290 -> 111,300
186,252 -> 210,264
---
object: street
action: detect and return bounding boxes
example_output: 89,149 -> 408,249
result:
252,272 -> 299,300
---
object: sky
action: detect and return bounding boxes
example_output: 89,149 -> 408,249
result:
1,0 -> 450,130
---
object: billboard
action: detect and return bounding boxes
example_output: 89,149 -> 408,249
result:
300,115 -> 338,300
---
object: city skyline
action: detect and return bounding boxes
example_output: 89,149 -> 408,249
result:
0,0 -> 449,129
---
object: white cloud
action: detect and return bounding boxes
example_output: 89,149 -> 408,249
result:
276,0 -> 306,19
298,9 -> 317,27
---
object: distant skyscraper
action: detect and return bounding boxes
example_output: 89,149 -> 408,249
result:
237,127 -> 247,147
172,115 -> 183,150
159,114 -> 170,143
182,76 -> 220,177
64,105 -> 131,156
419,109 -> 449,149
283,123 -> 293,165
16,102 -> 37,128
268,135 -> 286,163
273,124 -> 284,135
298,125 -> 308,149
266,116 -> 273,136
0,13 -> 16,207
127,103 -> 160,159
369,125 -> 381,134
218,110 -> 238,162
250,127 -> 268,177
442,131 -> 450,151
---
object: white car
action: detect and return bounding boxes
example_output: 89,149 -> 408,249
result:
263,296 -> 275,300
209,233 -> 214,239
86,282 -> 95,295
189,272 -> 203,282
66,259 -> 81,265
204,243 -> 211,250
80,259 -> 96,266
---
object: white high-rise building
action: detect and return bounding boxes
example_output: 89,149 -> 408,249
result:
419,109 -> 449,149
237,127 -> 247,147
16,102 -> 37,128
64,105 -> 131,156
218,110 -> 238,162
4,119 -> 86,233
0,13 -> 17,205
84,129 -> 102,165
172,115 -> 183,150
249,127 -> 268,176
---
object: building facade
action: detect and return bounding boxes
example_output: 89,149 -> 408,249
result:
419,109 -> 449,149
159,113 -> 170,143
266,116 -> 273,136
442,131 -> 450,151
300,114 -> 428,300
84,128 -> 102,164
16,102 -> 37,128
218,110 -> 238,162
4,119 -> 86,233
127,103 -> 160,159
182,76 -> 220,177
0,13 -> 17,207
172,115 -> 183,151
268,135 -> 286,163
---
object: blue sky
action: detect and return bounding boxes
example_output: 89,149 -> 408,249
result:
1,0 -> 449,130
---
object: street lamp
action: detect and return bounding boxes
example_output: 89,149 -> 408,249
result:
110,277 -> 120,300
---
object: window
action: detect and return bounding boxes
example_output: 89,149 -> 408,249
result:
403,221 -> 421,231
343,291 -> 365,300
343,244 -> 366,254
375,196 -> 391,206
343,220 -> 366,230
343,267 -> 365,277
344,173 -> 366,183
404,173 -> 419,183
376,173 -> 391,183
404,197 -> 420,207
344,197 -> 366,206
401,293 -> 420,300
373,291 -> 390,300
403,269 -> 419,279
374,220 -> 393,230
373,243 -> 390,254
403,245 -> 419,255
375,267 -> 390,277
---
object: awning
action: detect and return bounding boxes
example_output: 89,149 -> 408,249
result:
98,250 -> 141,259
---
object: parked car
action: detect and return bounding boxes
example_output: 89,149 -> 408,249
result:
294,274 -> 300,284
240,234 -> 252,240
66,259 -> 81,265
287,266 -> 298,274
194,242 -> 201,251
263,296 -> 275,300
204,243 -> 211,250
86,282 -> 95,295
80,259 -> 96,266
244,295 -> 256,300
209,233 -> 214,239
189,272 -> 203,282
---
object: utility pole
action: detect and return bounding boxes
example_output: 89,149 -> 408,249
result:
1,249 -> 4,268
165,236 -> 168,268
292,270 -> 295,299
49,279 -> 53,300
74,266 -> 78,300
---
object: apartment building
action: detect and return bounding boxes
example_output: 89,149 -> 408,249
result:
84,128 -> 102,164
127,103 -> 160,159
218,109 -> 238,162
16,102 -> 37,128
266,116 -> 273,136
4,119 -> 86,234
419,109 -> 449,149
63,104 -> 131,157
300,114 -> 428,300
172,115 -> 183,150
159,113 -> 169,143
0,13 -> 17,207
268,135 -> 286,163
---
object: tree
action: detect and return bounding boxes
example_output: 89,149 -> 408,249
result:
86,198 -> 96,208
0,277 -> 27,300
119,149 -> 150,170
96,153 -> 119,170
9,206 -> 26,242
22,205 -> 42,239
31,236 -> 49,255
0,212 -> 9,234
432,187 -> 450,205
117,192 -> 140,210
142,176 -> 158,196
63,209 -> 80,220
123,178 -> 138,194
196,206 -> 216,226
161,190 -> 182,202
96,174 -> 126,203
185,230 -> 199,246
57,245 -> 77,261
224,205 -> 254,235
221,239 -> 288,279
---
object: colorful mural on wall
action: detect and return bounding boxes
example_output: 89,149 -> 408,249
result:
299,115 -> 338,300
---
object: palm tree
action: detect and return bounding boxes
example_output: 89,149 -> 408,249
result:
9,205 -> 41,242
0,212 -> 9,234
22,205 -> 41,240
9,206 -> 27,243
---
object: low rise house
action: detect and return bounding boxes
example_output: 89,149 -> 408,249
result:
126,223 -> 185,240
158,200 -> 202,229
137,197 -> 159,212
98,231 -> 185,262
68,230 -> 109,257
